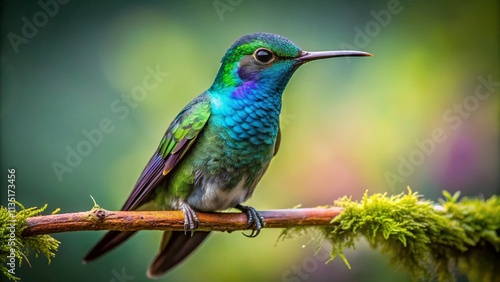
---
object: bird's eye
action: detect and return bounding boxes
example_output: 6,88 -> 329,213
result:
254,48 -> 275,64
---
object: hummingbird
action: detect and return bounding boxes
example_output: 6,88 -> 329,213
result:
83,32 -> 371,278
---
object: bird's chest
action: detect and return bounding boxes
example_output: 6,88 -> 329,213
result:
202,106 -> 279,168
184,113 -> 278,211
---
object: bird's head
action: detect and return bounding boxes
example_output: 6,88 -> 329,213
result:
210,32 -> 371,93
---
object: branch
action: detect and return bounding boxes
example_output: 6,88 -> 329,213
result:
2,190 -> 498,282
21,207 -> 343,236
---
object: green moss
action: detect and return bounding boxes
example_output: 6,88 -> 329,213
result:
0,203 -> 60,281
2,191 -> 498,281
280,189 -> 499,282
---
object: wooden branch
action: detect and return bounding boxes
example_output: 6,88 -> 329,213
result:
21,207 -> 343,236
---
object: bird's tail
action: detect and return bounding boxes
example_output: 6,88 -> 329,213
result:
82,231 -> 136,263
147,231 -> 211,279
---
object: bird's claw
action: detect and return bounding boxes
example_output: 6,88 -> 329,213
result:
180,202 -> 199,236
236,204 -> 265,238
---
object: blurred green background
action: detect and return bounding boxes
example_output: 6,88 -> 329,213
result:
1,0 -> 498,281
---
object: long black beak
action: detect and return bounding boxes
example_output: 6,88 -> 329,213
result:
296,50 -> 372,63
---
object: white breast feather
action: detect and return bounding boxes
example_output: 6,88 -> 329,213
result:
200,177 -> 248,211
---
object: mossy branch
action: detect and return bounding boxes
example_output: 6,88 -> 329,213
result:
280,189 -> 500,282
1,189 -> 499,281
21,207 -> 343,235
0,203 -> 60,281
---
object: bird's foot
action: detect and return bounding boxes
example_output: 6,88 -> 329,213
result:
180,202 -> 198,236
235,204 -> 265,238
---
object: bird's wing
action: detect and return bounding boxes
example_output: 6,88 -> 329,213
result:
83,94 -> 211,263
273,126 -> 281,156
121,94 -> 211,211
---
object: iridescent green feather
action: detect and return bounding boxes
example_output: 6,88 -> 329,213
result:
157,96 -> 211,160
